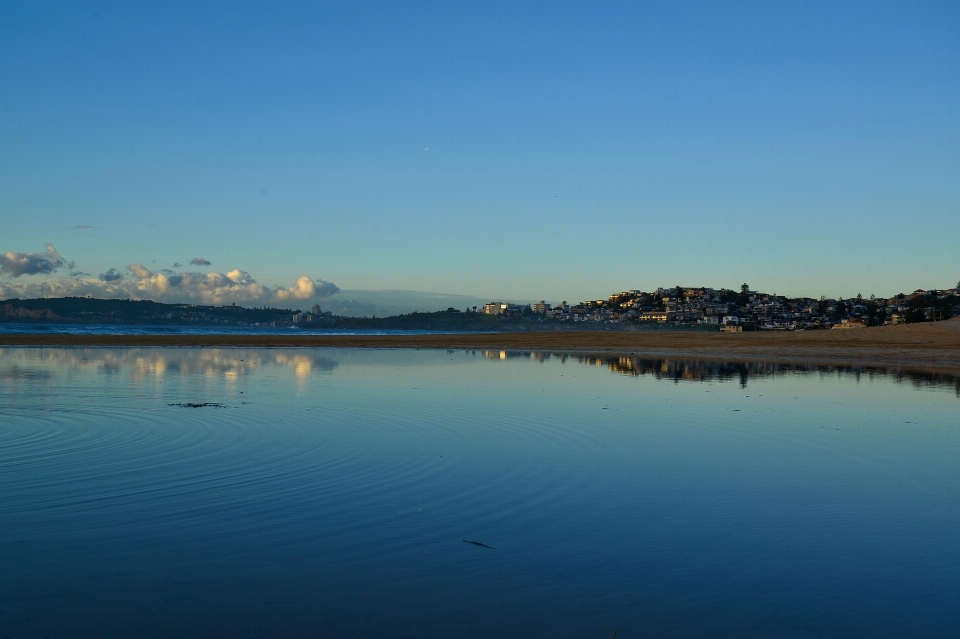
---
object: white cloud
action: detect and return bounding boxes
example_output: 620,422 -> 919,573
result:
276,276 -> 318,301
226,269 -> 255,285
127,263 -> 153,280
0,244 -> 67,277
1,264 -> 339,308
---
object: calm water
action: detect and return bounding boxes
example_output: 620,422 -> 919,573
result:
0,322 -> 475,336
1,348 -> 958,638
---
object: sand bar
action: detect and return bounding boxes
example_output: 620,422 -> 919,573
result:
4,318 -> 960,376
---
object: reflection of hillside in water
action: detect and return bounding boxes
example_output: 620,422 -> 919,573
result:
2,347 -> 957,396
481,350 -> 960,396
0,348 -> 339,381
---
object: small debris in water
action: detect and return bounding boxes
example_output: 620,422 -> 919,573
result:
168,402 -> 224,408
463,539 -> 495,550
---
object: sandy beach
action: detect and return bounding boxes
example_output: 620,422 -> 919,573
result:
4,317 -> 960,376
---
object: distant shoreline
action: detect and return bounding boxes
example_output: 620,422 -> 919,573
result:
3,319 -> 959,376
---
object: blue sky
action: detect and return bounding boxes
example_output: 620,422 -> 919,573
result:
2,0 -> 959,311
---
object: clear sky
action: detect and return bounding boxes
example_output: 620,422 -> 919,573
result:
2,0 -> 959,312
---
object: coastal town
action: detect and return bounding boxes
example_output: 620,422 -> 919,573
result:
479,283 -> 960,330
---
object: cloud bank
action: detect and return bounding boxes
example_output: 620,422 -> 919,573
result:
0,244 -> 68,277
0,258 -> 339,308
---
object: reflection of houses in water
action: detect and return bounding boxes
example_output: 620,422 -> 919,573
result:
472,348 -> 960,396
599,358 -> 775,387
481,350 -> 571,364
597,356 -> 960,394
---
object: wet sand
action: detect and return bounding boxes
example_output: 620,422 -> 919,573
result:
3,318 -> 960,375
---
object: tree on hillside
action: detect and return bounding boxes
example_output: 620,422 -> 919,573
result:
904,306 -> 926,323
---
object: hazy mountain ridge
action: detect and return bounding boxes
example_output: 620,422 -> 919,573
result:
318,289 -> 535,317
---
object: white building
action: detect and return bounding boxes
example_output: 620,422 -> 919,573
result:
483,302 -> 509,315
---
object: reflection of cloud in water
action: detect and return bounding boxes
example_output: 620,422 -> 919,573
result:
0,348 -> 125,373
130,351 -> 263,380
273,353 -> 339,378
0,366 -> 53,381
0,348 -> 339,382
